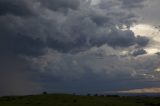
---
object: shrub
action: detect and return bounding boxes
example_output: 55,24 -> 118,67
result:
42,91 -> 47,95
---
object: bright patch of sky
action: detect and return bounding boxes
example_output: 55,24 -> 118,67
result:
131,24 -> 160,55
91,0 -> 100,5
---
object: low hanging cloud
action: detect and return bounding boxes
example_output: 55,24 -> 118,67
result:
27,46 -> 160,80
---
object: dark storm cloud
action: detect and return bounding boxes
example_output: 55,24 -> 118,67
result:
13,36 -> 45,56
156,52 -> 160,55
39,0 -> 81,11
0,0 -> 154,95
106,30 -> 135,47
0,0 -> 34,16
129,48 -> 147,56
119,0 -> 146,9
136,35 -> 149,47
0,0 -> 148,64
0,32 -> 45,56
0,0 -> 148,54
29,47 -> 160,93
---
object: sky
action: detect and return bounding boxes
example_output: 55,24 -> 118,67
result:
0,0 -> 160,96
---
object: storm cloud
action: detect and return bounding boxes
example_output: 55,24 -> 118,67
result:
1,0 -> 159,95
0,0 -> 35,16
39,0 -> 81,11
129,48 -> 147,56
119,0 -> 146,9
0,0 -> 150,54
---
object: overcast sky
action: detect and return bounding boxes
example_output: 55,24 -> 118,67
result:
0,0 -> 160,96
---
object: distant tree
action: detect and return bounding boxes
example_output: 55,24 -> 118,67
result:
94,94 -> 98,96
106,95 -> 119,97
42,91 -> 47,95
87,93 -> 91,96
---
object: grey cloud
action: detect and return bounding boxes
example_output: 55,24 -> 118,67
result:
0,0 -> 149,55
135,0 -> 160,25
27,46 -> 160,90
39,0 -> 81,12
0,33 -> 45,56
156,52 -> 160,55
0,0 -> 144,54
129,48 -> 147,56
0,0 -> 149,63
136,36 -> 149,46
106,30 -> 135,47
13,36 -> 45,56
0,0 -> 35,16
0,0 -> 153,95
119,0 -> 146,9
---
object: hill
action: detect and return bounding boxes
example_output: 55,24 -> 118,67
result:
0,93 -> 160,106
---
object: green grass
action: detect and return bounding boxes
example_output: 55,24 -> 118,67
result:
0,94 -> 160,106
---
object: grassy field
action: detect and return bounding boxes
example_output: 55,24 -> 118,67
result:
0,93 -> 160,106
